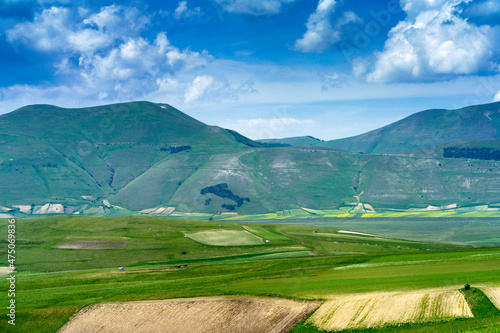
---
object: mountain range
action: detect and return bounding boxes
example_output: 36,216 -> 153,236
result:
2,101 -> 500,216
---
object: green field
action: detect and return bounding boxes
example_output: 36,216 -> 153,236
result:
185,229 -> 264,246
242,225 -> 292,241
0,216 -> 499,332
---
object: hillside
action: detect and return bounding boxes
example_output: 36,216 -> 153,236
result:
2,101 -> 500,215
0,102 -> 260,207
322,102 -> 500,154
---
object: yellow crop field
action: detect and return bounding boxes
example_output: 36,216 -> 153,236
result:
58,296 -> 319,333
0,267 -> 13,276
479,285 -> 500,310
308,288 -> 472,331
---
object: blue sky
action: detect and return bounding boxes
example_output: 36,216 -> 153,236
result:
1,0 -> 500,140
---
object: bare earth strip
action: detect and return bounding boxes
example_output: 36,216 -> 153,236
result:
58,296 -> 319,333
52,241 -> 128,249
308,288 -> 472,331
0,267 -> 14,276
479,286 -> 500,310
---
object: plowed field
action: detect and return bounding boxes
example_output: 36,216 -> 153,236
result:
58,296 -> 319,333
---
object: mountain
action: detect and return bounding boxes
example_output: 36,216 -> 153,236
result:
2,101 -> 500,215
0,102 -> 261,208
322,102 -> 500,154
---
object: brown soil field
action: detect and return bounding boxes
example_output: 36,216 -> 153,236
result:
58,296 -> 319,333
308,287 -> 472,331
52,241 -> 128,249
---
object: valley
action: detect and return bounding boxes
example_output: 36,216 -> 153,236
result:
0,216 -> 499,332
2,102 -> 500,217
1,101 -> 500,332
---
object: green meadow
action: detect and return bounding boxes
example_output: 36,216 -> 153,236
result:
0,216 -> 499,332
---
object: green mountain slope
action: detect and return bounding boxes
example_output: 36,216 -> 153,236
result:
2,101 -> 500,215
0,102 -> 258,208
111,145 -> 500,213
323,102 -> 500,154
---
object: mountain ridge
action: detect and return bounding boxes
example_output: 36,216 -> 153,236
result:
267,102 -> 500,154
2,101 -> 500,215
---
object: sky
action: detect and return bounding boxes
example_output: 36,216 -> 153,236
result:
1,0 -> 500,141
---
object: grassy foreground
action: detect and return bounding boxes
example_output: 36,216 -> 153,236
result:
0,216 -> 499,332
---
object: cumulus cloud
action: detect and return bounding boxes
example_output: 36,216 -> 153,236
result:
3,5 -> 221,103
184,75 -> 256,103
184,75 -> 215,102
494,90 -> 500,102
6,5 -> 149,53
75,32 -> 212,99
174,1 -> 201,19
366,0 -> 499,82
294,0 -> 337,52
294,0 -> 361,53
215,0 -> 296,16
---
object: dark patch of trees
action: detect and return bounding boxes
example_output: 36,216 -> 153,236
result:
221,204 -> 236,210
443,147 -> 500,161
204,199 -> 211,206
263,143 -> 291,147
160,145 -> 192,154
200,183 -> 250,208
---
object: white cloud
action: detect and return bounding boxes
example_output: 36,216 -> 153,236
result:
494,90 -> 500,102
366,0 -> 499,82
294,0 -> 337,52
2,5 -> 258,111
294,0 -> 361,53
6,5 -> 150,54
399,0 -> 449,16
226,118 -> 316,140
5,5 -> 215,102
184,75 -> 215,102
75,32 -> 212,99
184,75 -> 256,103
174,1 -> 201,19
215,0 -> 296,16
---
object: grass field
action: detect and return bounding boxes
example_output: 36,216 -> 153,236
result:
242,216 -> 500,247
0,216 -> 499,332
243,225 -> 291,241
185,229 -> 264,246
